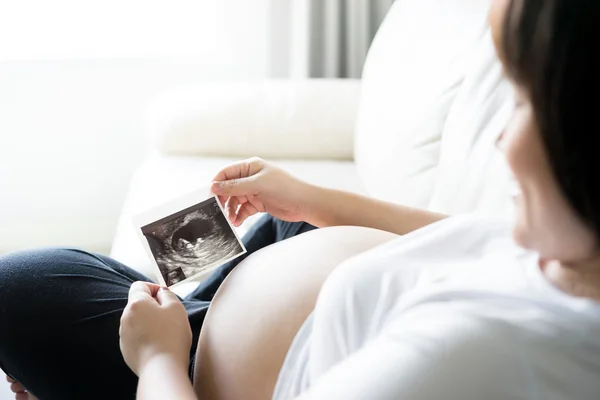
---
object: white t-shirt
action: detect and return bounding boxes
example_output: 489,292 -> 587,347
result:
272,215 -> 600,400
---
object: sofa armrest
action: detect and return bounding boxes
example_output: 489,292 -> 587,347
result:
145,79 -> 361,160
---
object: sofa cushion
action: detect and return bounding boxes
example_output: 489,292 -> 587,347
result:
147,80 -> 361,161
429,32 -> 514,217
354,0 -> 514,218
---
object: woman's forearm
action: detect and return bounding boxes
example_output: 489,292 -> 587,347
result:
137,355 -> 196,400
304,185 -> 447,235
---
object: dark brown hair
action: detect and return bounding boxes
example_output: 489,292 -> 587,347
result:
502,0 -> 600,236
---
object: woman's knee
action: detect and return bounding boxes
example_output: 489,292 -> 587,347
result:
0,248 -> 143,398
0,249 -> 82,310
0,248 -> 92,287
0,247 -> 130,321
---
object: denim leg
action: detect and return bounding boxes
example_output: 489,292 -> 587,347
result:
0,248 -> 208,400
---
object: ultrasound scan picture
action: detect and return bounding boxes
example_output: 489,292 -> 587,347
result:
140,197 -> 245,287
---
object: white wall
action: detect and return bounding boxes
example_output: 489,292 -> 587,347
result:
0,2 -> 272,255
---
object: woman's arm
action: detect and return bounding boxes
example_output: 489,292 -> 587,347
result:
304,185 -> 447,235
211,157 -> 448,236
137,355 -> 196,400
119,282 -> 197,400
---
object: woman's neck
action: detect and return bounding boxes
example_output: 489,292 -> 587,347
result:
541,256 -> 600,301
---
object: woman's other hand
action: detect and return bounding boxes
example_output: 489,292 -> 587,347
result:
210,157 -> 316,226
5,374 -> 36,400
119,282 -> 192,376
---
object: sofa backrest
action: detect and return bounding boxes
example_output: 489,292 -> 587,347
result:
354,0 -> 515,218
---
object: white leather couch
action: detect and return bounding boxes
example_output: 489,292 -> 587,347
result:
110,0 -> 516,295
0,1 -> 519,398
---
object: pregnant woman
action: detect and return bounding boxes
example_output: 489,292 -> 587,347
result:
2,0 -> 600,399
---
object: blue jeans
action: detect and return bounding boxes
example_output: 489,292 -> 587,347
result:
0,215 -> 316,400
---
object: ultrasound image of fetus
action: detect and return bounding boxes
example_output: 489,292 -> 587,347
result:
142,198 -> 244,286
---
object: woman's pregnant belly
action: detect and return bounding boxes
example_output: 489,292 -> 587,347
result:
192,225 -> 397,400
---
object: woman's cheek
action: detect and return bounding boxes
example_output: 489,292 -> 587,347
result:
502,108 -> 539,249
502,106 -> 597,260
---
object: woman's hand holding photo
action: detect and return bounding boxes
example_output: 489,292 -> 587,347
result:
119,282 -> 196,400
211,157 -> 317,227
119,282 -> 192,375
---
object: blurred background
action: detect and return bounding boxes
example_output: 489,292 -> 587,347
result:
0,0 -> 393,256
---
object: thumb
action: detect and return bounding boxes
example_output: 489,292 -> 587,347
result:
156,287 -> 181,307
128,281 -> 157,302
211,177 -> 256,197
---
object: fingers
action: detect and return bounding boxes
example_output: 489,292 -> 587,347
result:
15,393 -> 30,400
10,381 -> 26,393
226,196 -> 240,222
211,159 -> 248,182
145,282 -> 162,297
211,178 -> 256,198
6,376 -> 27,395
233,203 -> 260,226
128,281 -> 161,303
211,158 -> 264,198
211,158 -> 266,212
156,287 -> 181,307
211,157 -> 263,183
216,194 -> 228,208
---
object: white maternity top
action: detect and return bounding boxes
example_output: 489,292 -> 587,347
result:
272,215 -> 600,400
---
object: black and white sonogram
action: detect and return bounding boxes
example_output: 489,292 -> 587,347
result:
139,196 -> 246,287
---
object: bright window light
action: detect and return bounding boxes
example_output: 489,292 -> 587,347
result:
0,0 -> 265,60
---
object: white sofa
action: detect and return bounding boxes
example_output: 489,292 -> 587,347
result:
110,0 -> 516,294
0,1 -> 518,399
